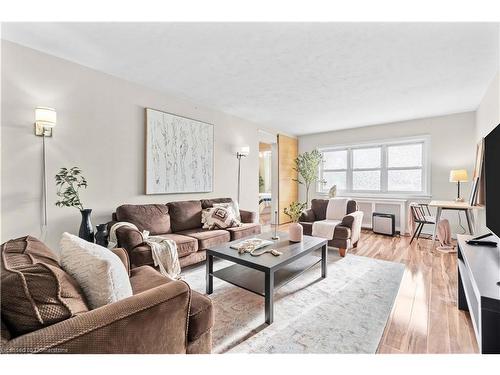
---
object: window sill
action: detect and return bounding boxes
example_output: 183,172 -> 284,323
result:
316,192 -> 432,201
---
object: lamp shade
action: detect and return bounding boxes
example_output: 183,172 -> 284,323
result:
237,145 -> 250,156
35,107 -> 57,128
449,169 -> 468,182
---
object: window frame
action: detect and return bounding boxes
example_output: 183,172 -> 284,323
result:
317,135 -> 431,198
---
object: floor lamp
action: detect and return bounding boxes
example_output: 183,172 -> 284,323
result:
34,107 -> 57,239
236,146 -> 250,204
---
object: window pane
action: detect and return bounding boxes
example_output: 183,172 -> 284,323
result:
388,143 -> 422,168
322,171 -> 346,191
323,150 -> 347,170
353,147 -> 381,169
353,170 -> 380,190
388,169 -> 422,191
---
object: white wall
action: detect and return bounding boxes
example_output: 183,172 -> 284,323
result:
298,112 -> 477,234
1,41 -> 274,248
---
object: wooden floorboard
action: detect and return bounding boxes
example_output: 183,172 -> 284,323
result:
272,225 -> 479,354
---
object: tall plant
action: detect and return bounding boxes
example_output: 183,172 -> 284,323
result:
55,167 -> 88,211
293,149 -> 325,207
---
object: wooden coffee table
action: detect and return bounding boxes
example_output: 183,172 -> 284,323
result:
206,232 -> 328,324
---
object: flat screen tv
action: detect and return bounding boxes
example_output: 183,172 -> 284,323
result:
484,123 -> 500,239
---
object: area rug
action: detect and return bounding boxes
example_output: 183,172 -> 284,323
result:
182,250 -> 404,353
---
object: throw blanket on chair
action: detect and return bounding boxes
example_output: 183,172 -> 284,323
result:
312,198 -> 349,239
108,222 -> 181,279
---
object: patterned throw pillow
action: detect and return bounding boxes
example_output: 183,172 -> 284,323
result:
202,206 -> 241,230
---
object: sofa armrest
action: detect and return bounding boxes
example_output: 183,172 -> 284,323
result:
239,209 -> 257,223
4,280 -> 191,354
340,211 -> 364,244
115,226 -> 144,252
299,209 -> 315,223
110,248 -> 131,276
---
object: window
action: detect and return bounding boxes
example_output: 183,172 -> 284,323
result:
318,137 -> 429,196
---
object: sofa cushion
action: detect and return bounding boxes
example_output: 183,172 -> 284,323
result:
1,236 -> 89,336
129,266 -> 214,342
130,233 -> 198,267
177,229 -> 230,250
116,204 -> 171,235
60,233 -> 133,309
226,223 -> 262,241
168,200 -> 203,232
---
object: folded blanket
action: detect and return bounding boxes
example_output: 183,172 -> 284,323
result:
312,219 -> 341,239
108,222 -> 181,279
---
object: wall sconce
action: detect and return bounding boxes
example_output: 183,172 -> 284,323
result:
236,145 -> 250,204
35,106 -> 57,136
34,106 -> 57,238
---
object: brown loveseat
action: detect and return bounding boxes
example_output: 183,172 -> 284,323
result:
109,198 -> 261,268
1,236 -> 213,354
299,199 -> 363,257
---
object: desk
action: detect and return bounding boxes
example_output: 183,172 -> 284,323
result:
428,201 -> 479,244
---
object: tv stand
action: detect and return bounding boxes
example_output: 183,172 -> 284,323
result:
457,235 -> 500,353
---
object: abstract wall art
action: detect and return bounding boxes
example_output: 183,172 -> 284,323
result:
145,108 -> 214,194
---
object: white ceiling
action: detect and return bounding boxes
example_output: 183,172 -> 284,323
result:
2,23 -> 499,135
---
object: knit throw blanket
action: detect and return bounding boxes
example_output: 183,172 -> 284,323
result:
108,222 -> 181,279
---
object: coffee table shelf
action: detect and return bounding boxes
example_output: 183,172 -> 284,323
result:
212,254 -> 322,296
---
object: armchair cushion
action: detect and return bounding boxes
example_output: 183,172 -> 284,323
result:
116,204 -> 171,235
1,236 -> 89,336
239,209 -> 257,224
110,248 -> 131,276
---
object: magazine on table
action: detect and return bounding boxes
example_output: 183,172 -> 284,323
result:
230,238 -> 273,251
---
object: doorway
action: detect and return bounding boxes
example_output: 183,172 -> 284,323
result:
259,142 -> 273,225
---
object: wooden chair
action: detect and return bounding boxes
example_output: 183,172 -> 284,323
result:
410,203 -> 436,244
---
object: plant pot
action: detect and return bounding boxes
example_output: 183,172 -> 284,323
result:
79,209 -> 94,243
289,222 -> 303,242
95,223 -> 108,247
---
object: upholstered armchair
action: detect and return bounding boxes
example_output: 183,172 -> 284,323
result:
299,199 -> 364,257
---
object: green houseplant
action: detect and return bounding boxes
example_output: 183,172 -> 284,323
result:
55,167 -> 94,242
293,149 -> 325,208
284,201 -> 307,242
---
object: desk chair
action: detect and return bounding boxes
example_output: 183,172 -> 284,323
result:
410,203 -> 436,244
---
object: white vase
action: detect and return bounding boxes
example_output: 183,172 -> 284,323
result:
289,222 -> 303,242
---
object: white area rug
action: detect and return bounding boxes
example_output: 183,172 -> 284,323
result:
182,250 -> 404,353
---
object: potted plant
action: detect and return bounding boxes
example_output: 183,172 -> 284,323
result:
55,167 -> 93,242
293,149 -> 326,208
284,201 -> 307,242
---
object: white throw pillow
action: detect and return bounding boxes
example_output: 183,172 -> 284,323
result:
214,201 -> 241,221
59,232 -> 133,309
203,206 -> 241,230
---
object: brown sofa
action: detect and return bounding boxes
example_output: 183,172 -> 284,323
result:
299,199 -> 363,257
1,236 -> 213,354
109,198 -> 261,268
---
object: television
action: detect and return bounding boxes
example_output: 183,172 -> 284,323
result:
484,123 -> 500,239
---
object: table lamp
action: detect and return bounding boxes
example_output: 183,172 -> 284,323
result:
450,169 -> 468,202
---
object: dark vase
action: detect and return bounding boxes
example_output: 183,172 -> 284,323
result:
79,209 -> 94,242
95,224 -> 108,247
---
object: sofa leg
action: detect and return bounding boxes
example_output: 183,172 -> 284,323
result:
339,248 -> 347,257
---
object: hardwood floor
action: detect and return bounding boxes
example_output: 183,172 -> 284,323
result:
271,225 -> 479,353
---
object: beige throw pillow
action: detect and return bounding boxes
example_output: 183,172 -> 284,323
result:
59,232 -> 133,309
202,206 -> 241,230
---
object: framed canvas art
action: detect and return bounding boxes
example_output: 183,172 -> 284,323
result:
145,108 -> 214,194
